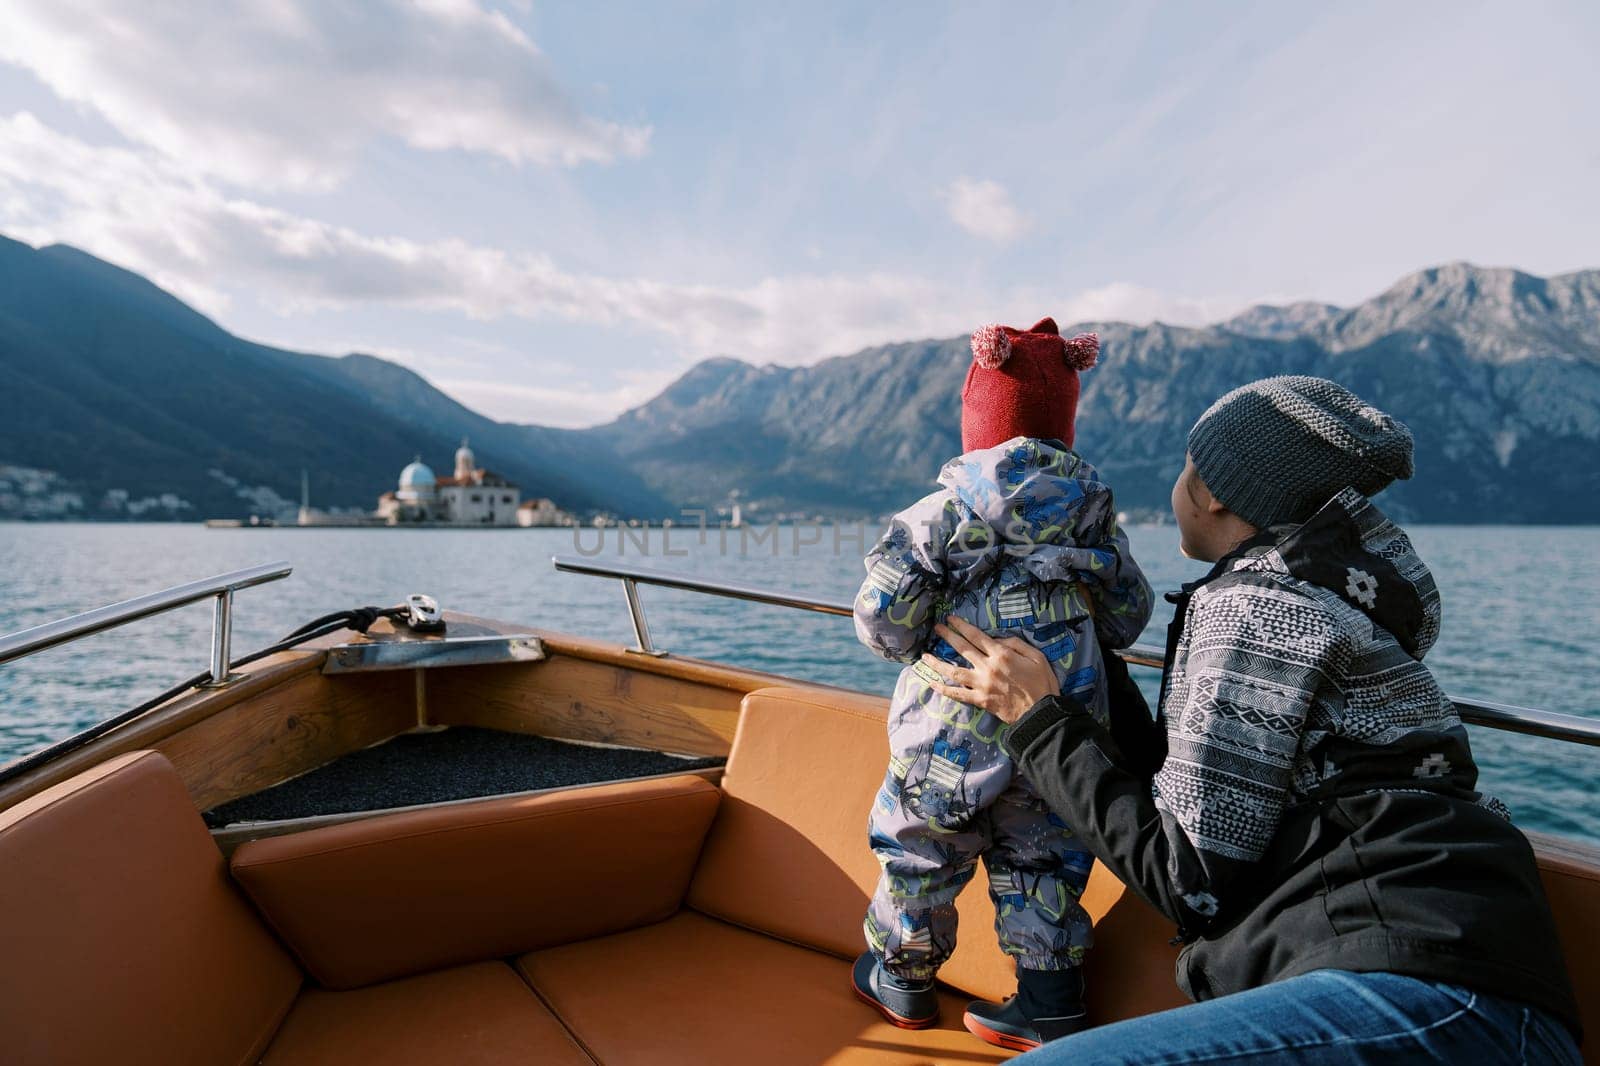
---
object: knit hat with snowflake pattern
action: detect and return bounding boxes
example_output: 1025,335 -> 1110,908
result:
1187,375 -> 1415,529
961,317 -> 1099,453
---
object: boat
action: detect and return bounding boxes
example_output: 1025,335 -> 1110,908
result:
1,556 -> 1596,1064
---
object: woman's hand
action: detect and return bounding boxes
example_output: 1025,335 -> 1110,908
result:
919,616 -> 1060,723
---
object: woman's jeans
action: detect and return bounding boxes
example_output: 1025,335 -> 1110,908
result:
1016,969 -> 1580,1065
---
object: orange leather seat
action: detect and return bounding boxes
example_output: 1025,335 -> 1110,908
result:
507,685 -> 1187,1064
0,750 -> 301,1066
232,774 -> 720,988
520,910 -> 1010,1065
684,686 -> 1188,1022
9,696 -> 1592,1065
0,750 -> 619,1066
262,961 -> 590,1065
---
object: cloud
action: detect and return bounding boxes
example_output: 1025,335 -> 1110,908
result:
435,370 -> 682,428
1057,282 -> 1243,329
0,112 -> 994,363
0,111 -> 1240,428
940,177 -> 1028,242
0,0 -> 649,191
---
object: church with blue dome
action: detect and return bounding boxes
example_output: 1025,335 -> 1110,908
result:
375,440 -> 522,526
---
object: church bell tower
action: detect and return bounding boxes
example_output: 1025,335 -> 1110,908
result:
454,438 -> 476,483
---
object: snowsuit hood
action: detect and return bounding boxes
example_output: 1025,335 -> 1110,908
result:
928,436 -> 1127,598
852,436 -> 1152,671
939,437 -> 1115,547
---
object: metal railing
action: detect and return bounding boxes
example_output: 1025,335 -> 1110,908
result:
553,555 -> 853,655
0,562 -> 293,686
552,554 -> 1600,749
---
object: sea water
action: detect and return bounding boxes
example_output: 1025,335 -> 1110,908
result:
1,522 -> 1596,844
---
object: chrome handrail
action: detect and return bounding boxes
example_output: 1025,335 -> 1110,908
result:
0,561 -> 293,686
552,554 -> 1600,749
553,554 -> 855,632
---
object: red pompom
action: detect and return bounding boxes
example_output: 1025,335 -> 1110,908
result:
971,324 -> 1011,369
1062,331 -> 1099,371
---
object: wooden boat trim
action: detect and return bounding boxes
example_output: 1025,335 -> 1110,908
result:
337,610 -> 831,696
0,647 -> 328,811
0,609 -> 829,815
523,625 -> 853,693
1526,829 -> 1600,872
161,668 -> 418,811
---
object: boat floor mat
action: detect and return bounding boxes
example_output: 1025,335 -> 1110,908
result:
202,727 -> 724,827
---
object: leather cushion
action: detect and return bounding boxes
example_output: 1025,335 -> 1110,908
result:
688,686 -> 1187,1021
262,961 -> 593,1065
519,910 -> 1012,1065
0,750 -> 302,1066
233,773 -> 720,989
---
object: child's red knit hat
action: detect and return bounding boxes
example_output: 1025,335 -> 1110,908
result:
960,317 -> 1099,452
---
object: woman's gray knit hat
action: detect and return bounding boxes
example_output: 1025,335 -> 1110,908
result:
1187,375 -> 1414,529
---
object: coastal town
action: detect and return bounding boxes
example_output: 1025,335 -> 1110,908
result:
209,440 -> 577,529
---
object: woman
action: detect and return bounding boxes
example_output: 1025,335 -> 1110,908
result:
920,377 -> 1581,1064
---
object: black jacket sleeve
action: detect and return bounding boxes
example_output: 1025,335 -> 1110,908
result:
1100,637 -> 1165,781
1003,695 -> 1202,934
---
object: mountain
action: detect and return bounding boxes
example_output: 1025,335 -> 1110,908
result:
594,263 -> 1600,523
602,346 -> 966,515
4,233 -> 1597,525
1223,301 -> 1343,339
1322,262 -> 1600,359
0,236 -> 670,519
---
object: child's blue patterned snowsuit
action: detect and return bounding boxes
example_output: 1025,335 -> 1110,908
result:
855,437 -> 1152,981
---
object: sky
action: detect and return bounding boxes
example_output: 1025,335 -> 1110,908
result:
1,0 -> 1597,427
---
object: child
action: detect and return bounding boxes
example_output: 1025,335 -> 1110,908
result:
849,317 -> 1153,1051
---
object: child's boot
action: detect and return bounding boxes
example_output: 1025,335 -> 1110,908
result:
962,966 -> 1088,1051
851,951 -> 939,1029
